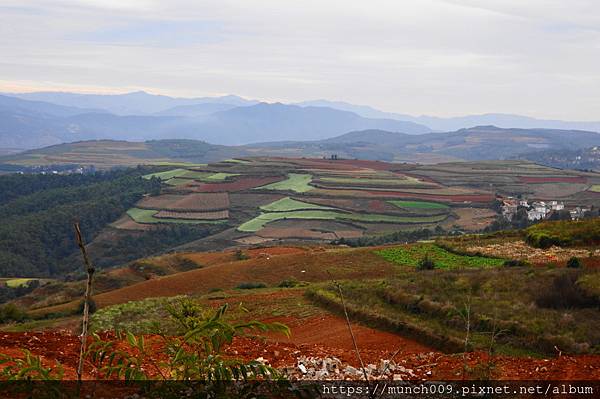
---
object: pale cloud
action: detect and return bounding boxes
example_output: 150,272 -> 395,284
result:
0,0 -> 598,120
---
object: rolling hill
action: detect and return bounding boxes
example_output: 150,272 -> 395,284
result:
256,126 -> 600,162
3,126 -> 600,168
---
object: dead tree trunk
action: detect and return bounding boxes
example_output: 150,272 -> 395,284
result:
74,223 -> 95,383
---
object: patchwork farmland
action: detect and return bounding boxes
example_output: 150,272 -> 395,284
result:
109,157 -> 600,247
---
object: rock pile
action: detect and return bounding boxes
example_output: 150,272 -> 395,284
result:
278,356 -> 425,381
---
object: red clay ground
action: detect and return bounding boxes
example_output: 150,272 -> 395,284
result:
520,176 -> 588,184
190,176 -> 283,192
29,247 -> 394,316
1,328 -> 599,381
310,188 -> 495,203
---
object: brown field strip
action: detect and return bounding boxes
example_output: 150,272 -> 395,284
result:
137,193 -> 230,211
154,210 -> 229,220
29,248 -> 395,316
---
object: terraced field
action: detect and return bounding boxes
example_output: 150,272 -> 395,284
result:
317,176 -> 434,187
259,197 -> 334,212
388,200 -> 449,210
137,193 -> 229,211
238,210 -> 448,232
111,157 -> 596,245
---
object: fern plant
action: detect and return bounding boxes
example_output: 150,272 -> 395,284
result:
0,349 -> 64,381
87,300 -> 290,382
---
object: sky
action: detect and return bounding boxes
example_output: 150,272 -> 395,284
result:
0,0 -> 599,120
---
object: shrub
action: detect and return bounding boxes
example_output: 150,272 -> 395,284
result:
566,257 -> 582,269
236,282 -> 267,290
0,304 -> 27,323
235,250 -> 249,261
503,259 -> 530,267
535,272 -> 599,309
278,278 -> 300,288
76,298 -> 97,315
417,255 -> 436,270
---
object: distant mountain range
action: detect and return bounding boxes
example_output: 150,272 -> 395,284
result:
297,100 -> 600,133
2,90 -> 600,152
0,94 -> 430,149
4,126 -> 600,169
7,91 -> 258,115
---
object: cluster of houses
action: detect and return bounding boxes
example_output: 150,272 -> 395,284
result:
501,197 -> 590,221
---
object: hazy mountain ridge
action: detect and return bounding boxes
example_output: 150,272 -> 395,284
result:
297,100 -> 600,133
0,95 -> 431,149
7,91 -> 258,115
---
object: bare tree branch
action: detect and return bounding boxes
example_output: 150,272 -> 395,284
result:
74,222 -> 95,383
330,277 -> 370,385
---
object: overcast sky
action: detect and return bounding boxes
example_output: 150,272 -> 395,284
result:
1,0 -> 599,120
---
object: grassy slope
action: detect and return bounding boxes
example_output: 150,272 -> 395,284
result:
525,218 -> 600,247
308,266 -> 600,356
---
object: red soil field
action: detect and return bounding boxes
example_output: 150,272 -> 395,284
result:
257,227 -> 359,240
191,176 -> 283,192
2,327 -> 599,382
520,176 -> 588,184
312,188 -> 494,203
300,197 -> 400,214
137,193 -> 230,211
30,248 -> 395,316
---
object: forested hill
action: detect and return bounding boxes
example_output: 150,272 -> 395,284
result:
0,169 -> 161,277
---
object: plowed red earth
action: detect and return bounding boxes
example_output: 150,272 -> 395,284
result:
1,328 -> 599,381
520,176 -> 587,184
191,176 -> 283,192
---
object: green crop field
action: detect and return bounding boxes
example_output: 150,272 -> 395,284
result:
178,170 -> 214,180
375,243 -> 504,269
2,278 -> 37,288
202,172 -> 239,181
143,169 -> 187,180
238,210 -> 447,232
589,185 -> 600,193
144,169 -> 238,183
126,208 -> 226,225
388,200 -> 449,210
164,177 -> 193,186
260,197 -> 334,212
255,173 -> 313,193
